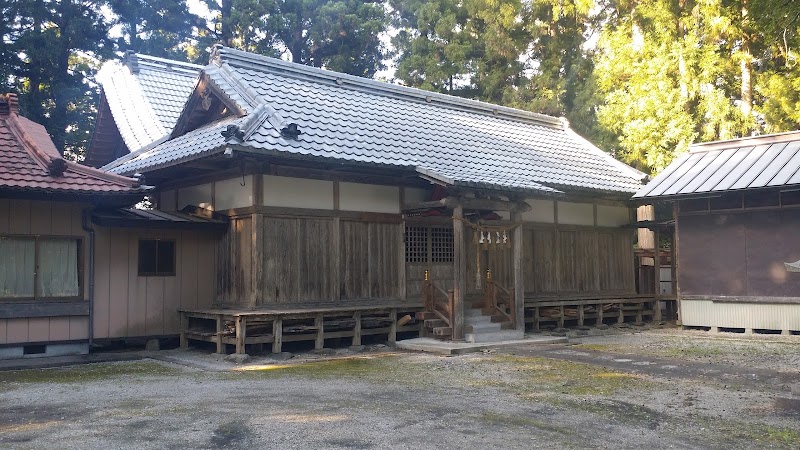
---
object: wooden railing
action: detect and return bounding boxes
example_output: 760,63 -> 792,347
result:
424,280 -> 454,329
484,270 -> 515,329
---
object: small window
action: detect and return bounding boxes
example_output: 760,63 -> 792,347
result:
138,240 -> 176,276
404,225 -> 454,263
0,236 -> 80,300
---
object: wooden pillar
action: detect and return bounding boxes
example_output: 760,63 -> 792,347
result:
511,211 -> 524,332
670,226 -> 677,320
272,318 -> 283,353
388,308 -> 398,343
452,205 -> 465,341
315,313 -> 324,349
235,316 -> 246,354
215,315 -> 224,354
674,202 -> 682,325
179,312 -> 188,349
352,311 -> 362,346
653,228 -> 662,321
250,213 -> 263,308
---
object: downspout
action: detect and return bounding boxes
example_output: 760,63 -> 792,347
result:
81,207 -> 96,348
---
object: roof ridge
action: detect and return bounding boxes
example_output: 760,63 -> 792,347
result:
123,51 -> 201,75
690,130 -> 800,152
212,45 -> 565,129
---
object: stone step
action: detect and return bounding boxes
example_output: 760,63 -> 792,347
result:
465,329 -> 524,343
465,322 -> 502,333
465,308 -> 486,317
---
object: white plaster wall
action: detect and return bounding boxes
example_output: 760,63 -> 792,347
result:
404,187 -> 431,205
557,201 -> 594,226
178,183 -> 213,211
263,175 -> 334,210
596,205 -> 631,227
521,199 -> 555,223
339,182 -> 400,213
215,176 -> 253,211
159,189 -> 176,212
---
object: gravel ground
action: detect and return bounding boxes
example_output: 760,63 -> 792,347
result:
0,328 -> 798,449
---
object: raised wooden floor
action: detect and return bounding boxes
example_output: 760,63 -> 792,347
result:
525,294 -> 675,330
180,301 -> 423,355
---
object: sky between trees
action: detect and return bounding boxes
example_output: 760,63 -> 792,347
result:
2,0 -> 799,175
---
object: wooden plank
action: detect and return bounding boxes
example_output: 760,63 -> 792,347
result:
315,313 -> 324,349
272,318 -> 283,353
215,315 -> 224,353
180,312 -> 188,348
250,213 -> 263,308
28,201 -> 52,235
107,230 -> 130,338
512,212 -> 524,331
92,228 -> 111,338
235,316 -> 246,354
8,200 -> 30,234
653,228 -> 662,321
388,308 -> 397,343
0,199 -> 10,234
127,231 -> 147,337
146,275 -> 166,336
452,205 -> 465,341
27,317 -> 49,342
352,311 -> 362,345
68,316 -> 88,340
332,217 -> 341,301
0,302 -> 89,319
6,319 -> 28,344
48,317 -> 70,341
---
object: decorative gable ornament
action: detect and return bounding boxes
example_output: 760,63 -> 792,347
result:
784,260 -> 800,272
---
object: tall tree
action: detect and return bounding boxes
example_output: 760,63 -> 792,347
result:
4,0 -> 113,158
108,0 -> 196,60
198,0 -> 388,77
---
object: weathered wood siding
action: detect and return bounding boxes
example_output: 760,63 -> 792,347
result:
0,199 -> 90,344
218,214 -> 404,306
525,225 -> 635,297
93,228 -> 218,339
678,209 -> 800,298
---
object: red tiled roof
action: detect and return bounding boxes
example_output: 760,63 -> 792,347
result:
0,93 -> 148,195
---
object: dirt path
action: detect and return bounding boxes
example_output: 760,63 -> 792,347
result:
0,329 -> 798,449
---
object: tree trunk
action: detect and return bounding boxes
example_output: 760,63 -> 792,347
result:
740,0 -> 753,117
220,0 -> 233,46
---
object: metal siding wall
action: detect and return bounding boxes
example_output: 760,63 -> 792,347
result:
681,299 -> 800,330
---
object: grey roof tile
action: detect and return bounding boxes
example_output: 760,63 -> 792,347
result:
635,131 -> 800,199
96,54 -> 200,152
107,47 -> 645,195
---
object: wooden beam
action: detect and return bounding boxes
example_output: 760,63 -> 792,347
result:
653,228 -> 662,322
315,313 -> 324,349
272,318 -> 283,353
512,211 -> 525,332
405,197 -> 532,213
452,205 -> 466,341
352,311 -> 362,346
674,202 -> 682,326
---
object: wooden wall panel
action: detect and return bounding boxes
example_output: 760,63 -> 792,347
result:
27,317 -> 50,342
93,228 -> 111,339
368,223 -> 402,298
298,218 -> 335,301
531,229 -> 557,293
216,218 -> 252,305
262,217 -> 299,303
0,199 -> 9,233
48,317 -> 71,341
196,235 -> 217,310
6,319 -> 28,344
180,233 -> 199,311
340,221 -> 370,299
0,319 -> 7,344
107,229 -> 131,337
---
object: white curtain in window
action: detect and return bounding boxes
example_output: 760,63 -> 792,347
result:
0,238 -> 35,298
38,239 -> 79,298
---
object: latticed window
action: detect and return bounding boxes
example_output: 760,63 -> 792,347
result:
405,225 -> 454,263
431,227 -> 454,262
405,226 -> 428,263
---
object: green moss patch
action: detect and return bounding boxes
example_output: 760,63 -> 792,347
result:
0,361 -> 182,385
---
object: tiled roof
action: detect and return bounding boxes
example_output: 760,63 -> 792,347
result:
92,207 -> 228,231
634,131 -> 800,199
0,94 -> 148,195
95,52 -> 200,153
106,47 -> 646,196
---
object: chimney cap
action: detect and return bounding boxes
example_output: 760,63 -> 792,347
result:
0,93 -> 19,116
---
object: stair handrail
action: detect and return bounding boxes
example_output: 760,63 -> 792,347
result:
484,270 -> 516,329
424,271 -> 453,327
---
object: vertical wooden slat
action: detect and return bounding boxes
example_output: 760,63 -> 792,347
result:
272,318 -> 283,353
108,230 -> 130,338
315,313 -> 324,349
352,311 -> 361,345
452,205 -> 465,341
512,211 -> 524,331
250,213 -> 263,307
215,315 -> 224,354
332,217 -> 341,301
93,228 -> 111,339
654,228 -> 662,322
128,231 -> 147,336
235,316 -> 246,354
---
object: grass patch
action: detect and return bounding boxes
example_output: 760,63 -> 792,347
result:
482,355 -> 652,397
0,361 -> 182,385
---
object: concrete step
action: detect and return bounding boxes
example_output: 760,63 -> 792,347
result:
465,308 -> 486,317
465,314 -> 493,324
465,329 -> 524,343
466,322 -> 502,333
